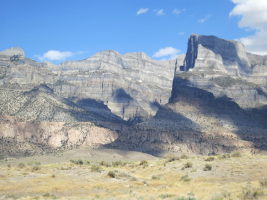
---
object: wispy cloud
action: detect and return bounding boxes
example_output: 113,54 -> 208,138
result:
198,15 -> 211,23
178,32 -> 185,35
155,9 -> 165,16
230,0 -> 267,55
153,47 -> 181,60
172,8 -> 186,15
136,8 -> 149,15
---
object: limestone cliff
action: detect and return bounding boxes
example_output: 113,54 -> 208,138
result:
0,35 -> 267,156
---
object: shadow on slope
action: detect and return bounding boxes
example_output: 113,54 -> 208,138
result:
104,76 -> 267,155
170,76 -> 267,150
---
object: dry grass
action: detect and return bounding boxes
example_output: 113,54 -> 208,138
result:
0,152 -> 267,200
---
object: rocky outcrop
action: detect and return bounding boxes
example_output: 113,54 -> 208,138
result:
177,34 -> 267,109
181,34 -> 251,75
0,116 -> 118,156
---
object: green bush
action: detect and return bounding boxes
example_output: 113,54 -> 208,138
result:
240,185 -> 264,200
151,175 -> 160,180
205,157 -> 215,162
107,171 -> 116,178
203,164 -> 212,171
99,161 -> 110,167
17,163 -> 25,168
91,165 -> 102,172
217,154 -> 231,159
175,193 -> 196,200
112,160 -> 126,167
166,156 -> 180,163
139,160 -> 148,167
180,154 -> 189,159
183,162 -> 193,169
175,197 -> 196,200
231,152 -> 241,158
70,159 -> 83,165
180,175 -> 191,182
260,178 -> 267,187
32,166 -> 41,172
159,194 -> 175,199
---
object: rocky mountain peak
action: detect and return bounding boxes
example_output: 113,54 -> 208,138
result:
180,34 -> 251,76
0,47 -> 25,58
124,52 -> 151,60
88,50 -> 121,60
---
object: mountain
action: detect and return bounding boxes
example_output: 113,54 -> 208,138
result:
0,48 -> 183,120
0,34 -> 267,156
107,34 -> 267,154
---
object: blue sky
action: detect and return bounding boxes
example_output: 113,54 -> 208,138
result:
1,0 -> 266,63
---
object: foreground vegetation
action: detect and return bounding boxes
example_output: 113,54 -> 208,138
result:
0,151 -> 267,200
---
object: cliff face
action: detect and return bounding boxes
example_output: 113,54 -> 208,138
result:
176,34 -> 267,109
0,34 -> 267,156
0,47 -> 182,156
109,35 -> 267,154
181,34 -> 251,75
0,48 -> 182,120
54,51 -> 181,120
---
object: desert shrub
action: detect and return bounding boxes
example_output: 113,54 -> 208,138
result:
27,161 -> 41,166
203,164 -> 212,171
43,193 -> 50,197
99,161 -> 110,167
91,165 -> 102,172
217,154 -> 231,159
205,157 -> 215,162
17,163 -> 25,168
60,166 -> 72,170
159,194 -> 175,199
175,197 -> 196,200
183,162 -> 193,169
112,160 -> 126,167
151,175 -> 160,180
139,160 -> 148,167
34,162 -> 41,165
180,154 -> 189,159
231,152 -> 241,157
240,185 -> 264,200
70,159 -> 83,165
175,193 -> 196,200
32,166 -> 41,171
107,171 -> 116,178
260,178 -> 267,187
43,193 -> 57,199
166,156 -> 180,163
180,175 -> 191,182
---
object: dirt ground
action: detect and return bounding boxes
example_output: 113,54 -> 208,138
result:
0,148 -> 267,200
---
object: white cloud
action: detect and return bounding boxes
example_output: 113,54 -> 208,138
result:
172,8 -> 185,15
38,50 -> 74,61
137,8 -> 149,15
156,9 -> 165,16
230,0 -> 267,55
153,47 -> 181,60
198,15 -> 211,23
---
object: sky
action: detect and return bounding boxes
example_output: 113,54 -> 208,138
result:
1,0 -> 267,63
